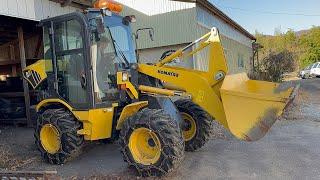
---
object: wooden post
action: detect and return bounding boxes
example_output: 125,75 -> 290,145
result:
9,44 -> 17,76
11,66 -> 17,76
18,26 -> 32,127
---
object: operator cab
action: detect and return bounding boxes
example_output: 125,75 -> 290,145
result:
40,1 -> 136,110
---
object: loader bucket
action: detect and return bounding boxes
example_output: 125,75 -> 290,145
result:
220,73 -> 295,141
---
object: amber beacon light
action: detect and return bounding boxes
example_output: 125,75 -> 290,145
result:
94,0 -> 123,13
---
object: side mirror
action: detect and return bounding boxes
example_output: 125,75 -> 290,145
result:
95,16 -> 105,34
123,15 -> 136,26
135,27 -> 154,41
134,27 -> 155,61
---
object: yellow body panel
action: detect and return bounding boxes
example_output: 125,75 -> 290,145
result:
116,101 -> 148,130
36,99 -> 115,141
74,107 -> 114,140
23,60 -> 48,89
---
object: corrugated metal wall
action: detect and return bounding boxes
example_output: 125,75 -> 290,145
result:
195,14 -> 253,74
196,6 -> 252,48
138,44 -> 183,62
0,0 -> 77,21
120,1 -> 197,50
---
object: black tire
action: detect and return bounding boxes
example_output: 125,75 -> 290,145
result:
120,108 -> 184,177
35,108 -> 84,164
174,99 -> 214,152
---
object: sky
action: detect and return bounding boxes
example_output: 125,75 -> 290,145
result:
209,0 -> 320,35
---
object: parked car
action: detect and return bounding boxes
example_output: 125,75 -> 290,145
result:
310,62 -> 320,78
300,65 -> 312,79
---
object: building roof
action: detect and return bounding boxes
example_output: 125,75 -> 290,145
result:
173,0 -> 256,40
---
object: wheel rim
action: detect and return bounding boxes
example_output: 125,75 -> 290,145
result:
129,127 -> 161,165
40,124 -> 61,154
181,112 -> 197,141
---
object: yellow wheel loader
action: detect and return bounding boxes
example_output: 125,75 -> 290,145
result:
22,0 -> 296,177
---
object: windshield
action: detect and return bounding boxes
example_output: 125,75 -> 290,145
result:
88,13 -> 136,104
312,63 -> 318,68
91,28 -> 119,103
104,15 -> 137,64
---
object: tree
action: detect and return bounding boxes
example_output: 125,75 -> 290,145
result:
299,27 -> 320,67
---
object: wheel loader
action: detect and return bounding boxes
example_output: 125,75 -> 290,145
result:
22,0 -> 296,177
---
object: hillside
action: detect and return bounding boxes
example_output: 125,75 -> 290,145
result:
295,29 -> 310,36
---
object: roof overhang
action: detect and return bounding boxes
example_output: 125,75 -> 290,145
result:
55,0 -> 255,40
172,0 -> 256,40
50,0 -> 93,9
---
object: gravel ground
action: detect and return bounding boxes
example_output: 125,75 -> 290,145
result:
0,78 -> 319,179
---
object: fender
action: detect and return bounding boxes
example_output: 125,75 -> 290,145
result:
116,101 -> 149,130
36,99 -> 73,112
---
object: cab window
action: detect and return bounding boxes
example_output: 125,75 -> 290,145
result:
53,19 -> 89,108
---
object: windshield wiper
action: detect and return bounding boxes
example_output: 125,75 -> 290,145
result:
106,26 -> 130,67
113,40 -> 130,67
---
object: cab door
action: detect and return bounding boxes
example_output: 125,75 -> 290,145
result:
43,13 -> 93,110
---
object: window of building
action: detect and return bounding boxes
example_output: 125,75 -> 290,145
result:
238,53 -> 244,68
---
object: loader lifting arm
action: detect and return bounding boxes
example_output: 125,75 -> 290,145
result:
138,27 -> 295,141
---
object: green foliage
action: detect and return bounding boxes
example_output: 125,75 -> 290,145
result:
299,27 -> 320,67
255,26 -> 320,70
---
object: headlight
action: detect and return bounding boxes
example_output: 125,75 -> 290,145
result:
122,73 -> 128,81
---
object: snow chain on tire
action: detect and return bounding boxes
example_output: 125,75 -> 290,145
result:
35,108 -> 84,164
175,99 -> 214,151
119,108 -> 185,177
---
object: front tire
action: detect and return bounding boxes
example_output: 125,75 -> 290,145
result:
120,108 -> 184,177
175,99 -> 214,151
35,108 -> 84,164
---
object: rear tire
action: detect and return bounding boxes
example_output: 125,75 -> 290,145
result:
120,108 -> 184,177
35,108 -> 84,164
175,99 -> 214,152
